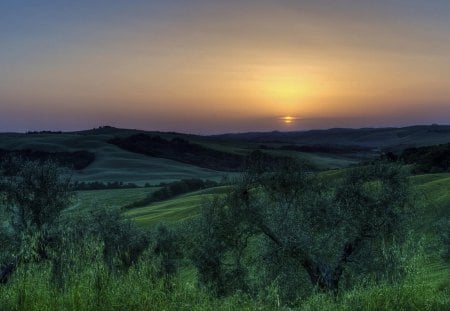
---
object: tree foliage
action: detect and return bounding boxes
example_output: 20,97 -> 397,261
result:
0,160 -> 73,282
194,160 -> 412,297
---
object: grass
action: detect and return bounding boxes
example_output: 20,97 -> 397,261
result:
125,186 -> 231,226
71,172 -> 450,232
0,132 -> 229,185
2,128 -> 450,310
2,171 -> 450,310
0,257 -> 267,311
0,130 -> 368,186
71,187 -> 160,211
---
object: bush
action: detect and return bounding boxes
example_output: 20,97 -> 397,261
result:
153,223 -> 182,280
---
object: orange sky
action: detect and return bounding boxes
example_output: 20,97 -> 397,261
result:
1,1 -> 450,133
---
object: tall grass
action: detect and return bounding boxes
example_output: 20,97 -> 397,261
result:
0,255 -> 265,311
1,243 -> 449,311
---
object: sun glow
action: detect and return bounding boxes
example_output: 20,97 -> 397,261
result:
264,76 -> 307,103
281,116 -> 297,125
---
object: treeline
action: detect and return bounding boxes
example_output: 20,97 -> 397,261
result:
126,178 -> 218,209
109,134 -> 295,172
26,130 -> 63,135
383,142 -> 450,173
260,143 -> 373,154
72,181 -> 141,191
109,134 -> 244,171
0,149 -> 94,170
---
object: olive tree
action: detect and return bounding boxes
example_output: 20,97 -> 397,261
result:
0,160 -> 72,282
194,160 -> 412,295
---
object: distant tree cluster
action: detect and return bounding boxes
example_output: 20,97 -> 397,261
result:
109,134 -> 244,171
382,143 -> 450,173
26,130 -> 63,135
0,149 -> 95,171
259,144 -> 373,154
72,181 -> 140,191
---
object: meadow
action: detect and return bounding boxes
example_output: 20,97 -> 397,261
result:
1,126 -> 450,310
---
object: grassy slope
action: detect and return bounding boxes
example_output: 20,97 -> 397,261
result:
3,171 -> 449,310
117,172 -> 450,235
111,172 -> 450,310
125,186 -> 230,226
68,170 -> 450,229
3,125 -> 449,185
71,187 -> 160,211
0,131 -> 358,184
0,133 -> 227,185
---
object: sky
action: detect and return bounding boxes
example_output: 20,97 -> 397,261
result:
1,0 -> 450,133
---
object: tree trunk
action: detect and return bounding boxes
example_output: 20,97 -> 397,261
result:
0,262 -> 17,284
302,261 -> 341,293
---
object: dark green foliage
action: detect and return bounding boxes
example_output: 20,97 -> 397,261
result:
439,219 -> 450,263
2,160 -> 72,231
1,160 -> 72,257
73,180 -> 139,190
110,134 -> 297,172
193,160 -> 412,300
192,196 -> 252,296
153,224 -> 182,278
262,144 -> 372,154
0,160 -> 73,283
48,208 -> 150,289
109,134 -> 244,171
385,143 -> 450,173
0,149 -> 94,171
87,208 -> 149,272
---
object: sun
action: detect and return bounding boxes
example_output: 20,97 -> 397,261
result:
280,116 -> 298,125
283,116 -> 294,124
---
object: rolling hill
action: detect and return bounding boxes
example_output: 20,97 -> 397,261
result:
1,125 -> 450,186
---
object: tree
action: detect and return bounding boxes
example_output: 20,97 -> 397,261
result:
0,160 -> 73,282
85,207 -> 149,272
2,160 -> 72,233
195,160 -> 412,295
192,188 -> 263,296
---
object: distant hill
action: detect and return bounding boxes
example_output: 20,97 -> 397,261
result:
0,124 -> 449,184
212,125 -> 450,151
109,133 -> 244,171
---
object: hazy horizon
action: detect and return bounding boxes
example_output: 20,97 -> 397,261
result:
3,122 -> 450,137
2,0 -> 450,133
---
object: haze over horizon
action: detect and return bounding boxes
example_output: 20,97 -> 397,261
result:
1,1 -> 450,134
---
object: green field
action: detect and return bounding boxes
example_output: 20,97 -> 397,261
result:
124,186 -> 231,226
70,172 -> 450,231
6,125 -> 450,186
70,185 -> 230,225
71,187 -> 159,211
63,170 -> 450,310
0,132 -> 228,185
3,154 -> 450,310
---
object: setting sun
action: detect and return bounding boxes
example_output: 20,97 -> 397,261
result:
281,116 -> 296,125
